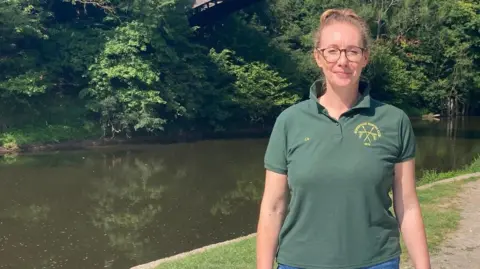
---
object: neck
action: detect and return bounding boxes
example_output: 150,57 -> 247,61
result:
318,82 -> 360,113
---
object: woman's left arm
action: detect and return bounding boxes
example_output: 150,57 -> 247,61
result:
393,158 -> 431,269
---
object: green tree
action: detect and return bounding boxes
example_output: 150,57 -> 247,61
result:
210,49 -> 300,123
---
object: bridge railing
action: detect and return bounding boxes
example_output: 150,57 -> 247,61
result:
189,0 -> 261,25
192,0 -> 229,14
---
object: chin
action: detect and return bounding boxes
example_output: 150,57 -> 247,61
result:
331,77 -> 354,88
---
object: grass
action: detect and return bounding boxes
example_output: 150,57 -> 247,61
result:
154,167 -> 480,269
417,155 -> 480,186
154,237 -> 257,269
0,122 -> 102,151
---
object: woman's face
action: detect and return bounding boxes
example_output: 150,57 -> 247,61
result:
314,22 -> 369,89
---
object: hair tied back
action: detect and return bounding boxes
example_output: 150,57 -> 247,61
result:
314,8 -> 372,49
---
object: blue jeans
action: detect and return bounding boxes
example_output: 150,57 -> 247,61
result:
278,256 -> 400,269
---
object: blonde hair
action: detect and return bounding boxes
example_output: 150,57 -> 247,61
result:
314,8 -> 372,50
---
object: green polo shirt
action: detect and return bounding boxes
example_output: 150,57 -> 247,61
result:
264,80 -> 416,269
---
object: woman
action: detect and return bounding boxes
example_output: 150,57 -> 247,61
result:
256,8 -> 431,269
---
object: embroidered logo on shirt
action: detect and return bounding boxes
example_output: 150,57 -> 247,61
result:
354,122 -> 382,146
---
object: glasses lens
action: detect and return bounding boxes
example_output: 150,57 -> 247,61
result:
324,48 -> 340,62
346,48 -> 363,62
321,48 -> 363,62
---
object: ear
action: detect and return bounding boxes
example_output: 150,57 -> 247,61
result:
313,48 -> 325,69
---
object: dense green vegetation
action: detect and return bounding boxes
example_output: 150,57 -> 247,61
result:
1,0 -> 479,149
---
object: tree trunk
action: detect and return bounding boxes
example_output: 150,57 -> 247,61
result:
446,96 -> 454,118
454,94 -> 458,117
464,102 -> 470,116
377,17 -> 381,40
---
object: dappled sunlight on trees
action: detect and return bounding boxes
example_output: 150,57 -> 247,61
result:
2,0 -> 477,143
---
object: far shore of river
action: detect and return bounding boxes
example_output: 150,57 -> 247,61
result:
0,127 -> 273,156
0,114 -> 460,156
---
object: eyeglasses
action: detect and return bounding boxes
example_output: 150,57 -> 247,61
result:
316,47 -> 366,63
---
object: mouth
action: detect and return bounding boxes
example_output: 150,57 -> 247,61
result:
333,72 -> 352,77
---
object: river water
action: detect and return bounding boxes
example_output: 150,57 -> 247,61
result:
1,117 -> 479,269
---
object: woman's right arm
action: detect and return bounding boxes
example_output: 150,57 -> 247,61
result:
256,169 -> 288,269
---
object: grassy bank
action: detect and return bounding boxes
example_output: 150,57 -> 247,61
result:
417,155 -> 480,186
152,158 -> 480,269
0,122 -> 102,152
0,122 -> 273,155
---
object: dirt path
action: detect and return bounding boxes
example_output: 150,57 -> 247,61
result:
423,179 -> 480,269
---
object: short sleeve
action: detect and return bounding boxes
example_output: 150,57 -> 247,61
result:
264,113 -> 288,175
396,112 -> 416,163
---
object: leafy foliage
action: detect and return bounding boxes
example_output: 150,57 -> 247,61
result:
0,0 -> 479,144
83,21 -> 167,136
210,49 -> 299,123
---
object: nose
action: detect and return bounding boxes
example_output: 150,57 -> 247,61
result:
337,51 -> 348,66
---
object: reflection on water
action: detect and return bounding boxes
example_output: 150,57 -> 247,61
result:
413,117 -> 480,174
0,140 -> 266,269
0,117 -> 479,269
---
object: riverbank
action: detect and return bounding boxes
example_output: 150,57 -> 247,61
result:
0,123 -> 102,154
0,113 -> 451,156
0,124 -> 272,156
131,157 -> 480,269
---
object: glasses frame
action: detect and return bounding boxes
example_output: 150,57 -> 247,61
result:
316,46 -> 367,63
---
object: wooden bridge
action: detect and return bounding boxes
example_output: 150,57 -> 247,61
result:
189,0 -> 262,26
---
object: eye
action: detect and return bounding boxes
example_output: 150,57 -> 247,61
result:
326,49 -> 339,54
348,48 -> 362,54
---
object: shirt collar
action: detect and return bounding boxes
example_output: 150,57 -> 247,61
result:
309,78 -> 371,115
